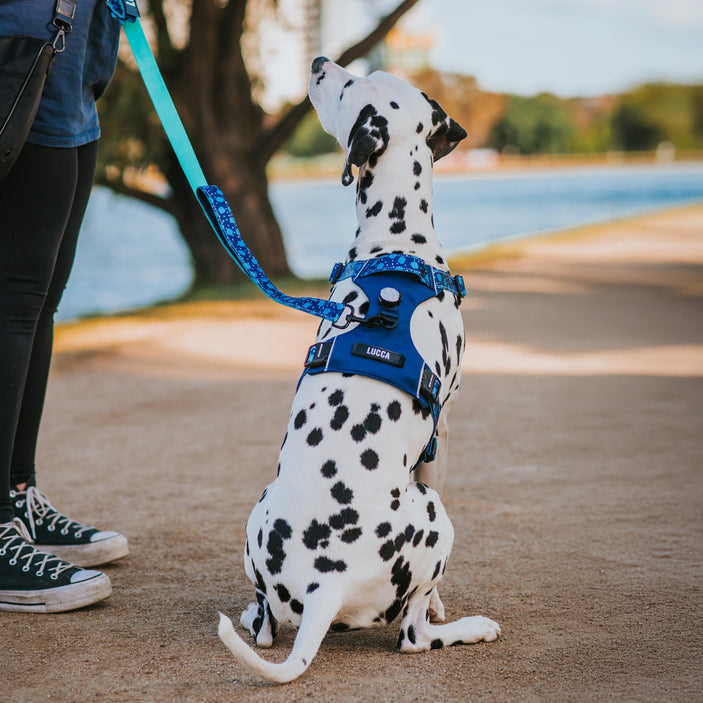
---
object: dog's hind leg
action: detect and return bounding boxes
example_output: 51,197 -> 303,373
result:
241,590 -> 279,648
397,593 -> 500,653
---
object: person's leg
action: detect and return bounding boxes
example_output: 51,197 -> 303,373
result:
0,143 -> 112,612
0,143 -> 78,522
10,141 -> 99,485
4,141 -> 128,567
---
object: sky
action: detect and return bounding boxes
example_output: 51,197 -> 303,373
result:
407,0 -> 703,97
256,0 -> 703,108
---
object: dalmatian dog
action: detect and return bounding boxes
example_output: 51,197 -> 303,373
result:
218,58 -> 500,684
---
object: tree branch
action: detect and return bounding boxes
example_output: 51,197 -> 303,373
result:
96,176 -> 179,217
260,0 -> 421,161
336,0 -> 421,68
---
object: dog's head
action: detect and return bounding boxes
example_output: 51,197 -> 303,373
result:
309,57 -> 467,186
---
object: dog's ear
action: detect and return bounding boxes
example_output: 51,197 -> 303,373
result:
342,104 -> 390,186
422,93 -> 467,161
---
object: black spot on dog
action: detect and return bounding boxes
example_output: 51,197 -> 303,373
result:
328,390 -> 344,406
407,625 -> 417,644
391,488 -> 401,498
426,530 -> 439,548
403,454 -> 407,467
341,527 -> 362,543
411,233 -> 427,244
385,599 -> 403,624
257,529 -> 263,548
366,200 -> 383,218
416,483 -> 427,495
394,532 -> 406,551
363,411 -> 382,434
307,582 -> 319,593
404,524 -> 415,541
273,519 -> 292,539
294,410 -> 307,429
329,508 -> 359,530
390,101 -> 399,109
435,255 -> 445,265
456,334 -> 464,362
420,199 -> 429,213
390,500 -> 400,511
397,629 -> 405,647
331,622 -> 350,632
307,428 -> 323,446
359,301 -> 369,316
331,481 -> 354,505
370,245 -> 383,254
343,291 -> 358,304
275,584 -> 291,602
290,599 -> 304,614
303,519 -> 331,550
390,221 -> 406,235
412,398 -> 432,419
413,161 -> 422,176
376,522 -> 392,538
360,448 -> 379,470
379,540 -> 395,561
314,556 -> 347,573
431,639 -> 444,649
348,246 -> 358,261
432,560 -> 442,580
387,401 -> 402,421
330,405 -> 349,430
412,529 -> 424,547
321,459 -> 337,478
416,121 -> 424,133
391,556 -> 413,600
414,182 -> 421,190
351,424 -> 367,442
427,501 -> 436,522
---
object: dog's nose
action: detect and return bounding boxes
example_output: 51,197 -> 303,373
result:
311,56 -> 329,74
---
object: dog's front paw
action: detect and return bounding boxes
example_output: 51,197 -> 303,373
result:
465,615 -> 501,642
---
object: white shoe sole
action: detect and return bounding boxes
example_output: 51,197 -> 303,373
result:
36,534 -> 129,567
0,572 -> 112,613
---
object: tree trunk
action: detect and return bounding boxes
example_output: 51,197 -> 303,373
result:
168,150 -> 290,287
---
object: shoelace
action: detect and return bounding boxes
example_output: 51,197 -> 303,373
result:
13,486 -> 89,541
0,519 -> 73,579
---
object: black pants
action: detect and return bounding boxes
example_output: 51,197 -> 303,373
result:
0,141 -> 98,522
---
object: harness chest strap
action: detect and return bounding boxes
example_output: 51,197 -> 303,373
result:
300,264 -> 462,465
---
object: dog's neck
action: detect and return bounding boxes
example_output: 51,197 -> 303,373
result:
349,143 -> 446,268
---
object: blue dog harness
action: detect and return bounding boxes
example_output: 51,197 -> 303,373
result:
301,256 -> 466,465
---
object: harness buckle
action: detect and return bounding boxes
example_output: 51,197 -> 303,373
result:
453,274 -> 467,298
304,341 -> 333,369
419,365 -> 441,404
329,262 -> 344,284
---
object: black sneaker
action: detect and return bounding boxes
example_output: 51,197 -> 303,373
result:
0,519 -> 112,613
10,486 -> 128,567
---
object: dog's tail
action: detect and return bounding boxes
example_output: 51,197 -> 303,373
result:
218,591 -> 341,684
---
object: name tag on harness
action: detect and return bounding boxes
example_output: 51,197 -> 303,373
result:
352,343 -> 404,367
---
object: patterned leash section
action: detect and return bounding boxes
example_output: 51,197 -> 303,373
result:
197,186 -> 348,323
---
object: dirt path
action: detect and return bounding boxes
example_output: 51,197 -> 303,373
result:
3,205 -> 702,702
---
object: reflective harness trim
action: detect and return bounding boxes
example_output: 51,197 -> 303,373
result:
300,259 -> 466,466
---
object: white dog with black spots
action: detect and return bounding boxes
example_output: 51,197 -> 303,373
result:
218,58 -> 500,684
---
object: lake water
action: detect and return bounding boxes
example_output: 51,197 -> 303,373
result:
58,162 -> 703,321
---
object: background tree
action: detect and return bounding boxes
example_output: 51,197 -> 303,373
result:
97,0 -> 420,287
489,94 -> 575,155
